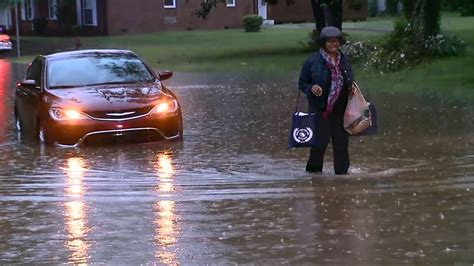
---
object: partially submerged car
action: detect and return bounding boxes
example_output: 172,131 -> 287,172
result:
14,49 -> 183,147
0,34 -> 12,52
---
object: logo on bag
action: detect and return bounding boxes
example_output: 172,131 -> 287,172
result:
293,127 -> 313,143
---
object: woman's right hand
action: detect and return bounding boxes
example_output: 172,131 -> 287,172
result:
311,85 -> 323,96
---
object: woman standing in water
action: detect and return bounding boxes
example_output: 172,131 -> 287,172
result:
298,26 -> 356,174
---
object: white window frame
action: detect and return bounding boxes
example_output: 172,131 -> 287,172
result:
0,8 -> 12,28
82,0 -> 98,26
226,0 -> 236,7
21,0 -> 35,21
164,0 -> 176,9
48,0 -> 58,20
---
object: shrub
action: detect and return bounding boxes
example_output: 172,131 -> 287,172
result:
368,0 -> 378,17
459,0 -> 474,16
242,15 -> 264,32
300,19 -> 466,72
341,40 -> 377,68
33,17 -> 48,35
386,0 -> 400,14
424,34 -> 467,56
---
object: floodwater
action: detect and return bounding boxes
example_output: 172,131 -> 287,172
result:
0,59 -> 473,264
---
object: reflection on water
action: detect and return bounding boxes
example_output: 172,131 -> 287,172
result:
62,157 -> 90,264
154,153 -> 179,265
0,60 -> 10,143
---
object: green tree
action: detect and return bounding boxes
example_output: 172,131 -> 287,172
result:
0,0 -> 13,8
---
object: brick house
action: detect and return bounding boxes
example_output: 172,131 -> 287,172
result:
3,0 -> 368,36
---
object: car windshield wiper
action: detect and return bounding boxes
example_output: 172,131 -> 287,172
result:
49,85 -> 78,89
84,81 -> 146,87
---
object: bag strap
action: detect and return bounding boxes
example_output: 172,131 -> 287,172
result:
294,89 -> 301,113
353,81 -> 372,100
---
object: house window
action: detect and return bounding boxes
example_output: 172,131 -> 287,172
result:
48,0 -> 58,20
21,0 -> 35,21
82,0 -> 97,26
164,0 -> 176,9
226,0 -> 236,7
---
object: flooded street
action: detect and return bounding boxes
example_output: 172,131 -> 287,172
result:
0,59 -> 473,264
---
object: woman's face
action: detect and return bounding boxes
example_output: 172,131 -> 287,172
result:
324,37 -> 341,54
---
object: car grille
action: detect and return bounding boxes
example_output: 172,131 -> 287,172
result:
85,106 -> 153,120
83,129 -> 164,146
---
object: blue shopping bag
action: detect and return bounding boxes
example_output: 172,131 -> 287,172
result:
288,90 -> 319,148
288,111 -> 319,148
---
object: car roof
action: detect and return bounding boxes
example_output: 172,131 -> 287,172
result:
43,49 -> 136,60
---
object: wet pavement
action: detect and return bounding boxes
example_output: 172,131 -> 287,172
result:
0,59 -> 473,264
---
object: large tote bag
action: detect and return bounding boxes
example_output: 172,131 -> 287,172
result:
288,90 -> 319,148
343,82 -> 377,135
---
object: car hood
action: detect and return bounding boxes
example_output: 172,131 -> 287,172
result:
45,83 -> 167,111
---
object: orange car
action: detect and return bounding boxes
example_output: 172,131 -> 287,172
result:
0,34 -> 12,51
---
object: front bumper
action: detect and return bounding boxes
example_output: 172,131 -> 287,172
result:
44,112 -> 182,147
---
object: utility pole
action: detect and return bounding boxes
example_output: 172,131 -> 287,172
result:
14,0 -> 20,57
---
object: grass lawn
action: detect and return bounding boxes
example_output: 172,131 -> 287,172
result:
9,13 -> 474,98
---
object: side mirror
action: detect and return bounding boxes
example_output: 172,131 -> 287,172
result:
20,79 -> 39,89
158,70 -> 173,81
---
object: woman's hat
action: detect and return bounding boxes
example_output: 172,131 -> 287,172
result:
320,26 -> 343,38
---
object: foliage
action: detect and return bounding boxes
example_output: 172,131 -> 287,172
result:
33,17 -> 48,35
195,0 -> 220,19
0,0 -> 10,9
242,15 -> 264,32
459,0 -> 474,16
441,0 -> 474,16
343,19 -> 466,72
57,3 -> 76,35
368,0 -> 378,17
340,40 -> 377,68
424,33 -> 466,57
386,0 -> 401,14
401,0 -> 414,19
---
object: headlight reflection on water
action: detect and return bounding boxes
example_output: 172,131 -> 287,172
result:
154,153 -> 180,265
62,157 -> 90,264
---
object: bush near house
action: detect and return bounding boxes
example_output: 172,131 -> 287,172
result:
242,15 -> 264,32
33,17 -> 48,35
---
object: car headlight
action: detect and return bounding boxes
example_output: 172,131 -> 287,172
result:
49,108 -> 90,120
152,99 -> 178,114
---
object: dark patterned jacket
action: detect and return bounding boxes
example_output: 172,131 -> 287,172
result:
298,50 -> 354,115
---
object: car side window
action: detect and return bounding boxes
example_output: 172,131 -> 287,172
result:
26,58 -> 43,86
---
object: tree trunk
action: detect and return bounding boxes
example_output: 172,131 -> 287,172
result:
310,0 -> 343,35
329,0 -> 343,31
311,0 -> 326,35
410,0 -> 441,40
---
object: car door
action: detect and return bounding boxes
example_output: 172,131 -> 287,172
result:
15,57 -> 44,136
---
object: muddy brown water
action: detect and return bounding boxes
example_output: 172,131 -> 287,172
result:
0,60 -> 473,264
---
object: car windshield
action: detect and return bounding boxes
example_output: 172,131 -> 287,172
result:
47,53 -> 155,88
